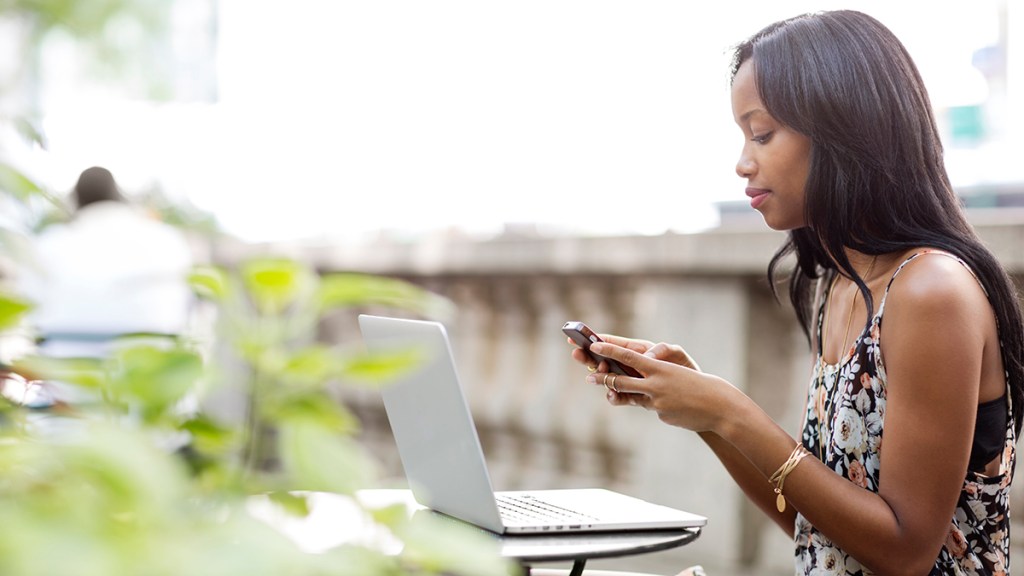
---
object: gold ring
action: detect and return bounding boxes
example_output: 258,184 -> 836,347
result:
608,373 -> 618,393
587,364 -> 597,373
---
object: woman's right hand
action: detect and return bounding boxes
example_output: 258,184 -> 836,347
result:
568,333 -> 701,372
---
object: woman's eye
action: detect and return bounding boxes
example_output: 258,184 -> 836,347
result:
751,131 -> 773,144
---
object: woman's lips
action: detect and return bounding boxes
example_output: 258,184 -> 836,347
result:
746,187 -> 770,210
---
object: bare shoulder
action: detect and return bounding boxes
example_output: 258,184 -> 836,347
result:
883,251 -> 993,336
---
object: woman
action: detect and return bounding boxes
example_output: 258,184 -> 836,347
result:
573,11 -> 1024,574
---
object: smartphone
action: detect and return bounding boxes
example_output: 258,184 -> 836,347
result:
562,321 -> 642,378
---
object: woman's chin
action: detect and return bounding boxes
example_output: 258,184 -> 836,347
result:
757,211 -> 805,232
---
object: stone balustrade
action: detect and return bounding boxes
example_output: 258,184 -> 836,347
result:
211,212 -> 1024,573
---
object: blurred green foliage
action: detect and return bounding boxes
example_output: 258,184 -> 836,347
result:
0,256 -> 510,576
0,0 -> 216,239
1,0 -> 172,99
0,1 -> 510,574
0,291 -> 33,331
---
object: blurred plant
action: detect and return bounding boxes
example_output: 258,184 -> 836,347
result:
0,0 -> 178,238
136,183 -> 221,236
0,0 -> 172,108
0,2 -> 511,571
0,256 -> 511,576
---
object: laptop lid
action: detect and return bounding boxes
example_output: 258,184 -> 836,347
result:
358,314 -> 707,534
358,314 -> 505,532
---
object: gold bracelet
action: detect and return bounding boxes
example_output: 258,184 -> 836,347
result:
768,444 -> 811,513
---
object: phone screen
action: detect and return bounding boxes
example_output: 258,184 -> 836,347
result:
562,321 -> 642,378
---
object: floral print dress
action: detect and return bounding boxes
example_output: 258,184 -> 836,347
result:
794,251 -> 1016,575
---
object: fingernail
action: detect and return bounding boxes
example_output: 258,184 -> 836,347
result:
586,375 -> 597,385
628,397 -> 637,406
607,391 -> 615,401
589,343 -> 604,354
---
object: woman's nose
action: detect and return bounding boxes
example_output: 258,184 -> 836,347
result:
735,152 -> 755,179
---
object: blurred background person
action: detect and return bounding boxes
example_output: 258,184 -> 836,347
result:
17,166 -> 194,361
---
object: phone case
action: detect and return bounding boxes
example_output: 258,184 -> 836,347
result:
562,321 -> 642,378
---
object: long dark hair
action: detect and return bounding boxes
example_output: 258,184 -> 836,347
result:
730,10 -> 1024,433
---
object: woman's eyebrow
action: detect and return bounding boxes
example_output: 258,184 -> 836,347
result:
739,109 -> 769,123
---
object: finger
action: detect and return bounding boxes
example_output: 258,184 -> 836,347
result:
644,342 -> 702,371
605,389 -> 628,405
644,342 -> 674,360
679,349 -> 701,372
587,370 -> 647,396
606,390 -> 650,408
589,342 -> 653,378
586,371 -> 627,391
585,372 -> 608,388
598,333 -> 654,353
570,348 -> 599,371
602,373 -> 647,396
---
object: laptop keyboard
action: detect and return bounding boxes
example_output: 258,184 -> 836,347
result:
496,494 -> 599,524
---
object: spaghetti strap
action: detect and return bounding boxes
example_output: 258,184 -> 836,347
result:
877,250 -> 985,316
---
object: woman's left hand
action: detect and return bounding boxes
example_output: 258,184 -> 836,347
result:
585,341 -> 744,434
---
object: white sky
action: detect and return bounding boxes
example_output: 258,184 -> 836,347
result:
15,0 -> 1013,242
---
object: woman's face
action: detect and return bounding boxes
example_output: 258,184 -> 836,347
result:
731,60 -> 813,231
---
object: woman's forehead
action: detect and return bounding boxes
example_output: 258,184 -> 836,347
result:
731,61 -> 764,119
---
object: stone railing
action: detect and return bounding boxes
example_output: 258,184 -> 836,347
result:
215,213 -> 1024,573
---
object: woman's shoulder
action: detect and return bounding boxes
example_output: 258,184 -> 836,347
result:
882,248 -> 991,321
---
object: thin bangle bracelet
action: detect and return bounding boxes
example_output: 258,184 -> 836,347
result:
769,444 -> 811,513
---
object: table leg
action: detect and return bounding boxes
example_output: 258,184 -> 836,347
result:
519,558 -> 587,576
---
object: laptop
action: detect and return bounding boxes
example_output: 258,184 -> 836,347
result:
358,314 -> 707,535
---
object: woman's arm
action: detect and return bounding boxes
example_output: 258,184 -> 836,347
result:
698,430 -> 797,534
589,257 -> 993,576
573,337 -> 801,534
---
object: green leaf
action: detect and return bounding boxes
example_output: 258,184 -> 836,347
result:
0,162 -> 43,201
43,424 -> 191,524
0,230 -> 32,268
280,346 -> 336,387
241,258 -> 311,315
179,414 -> 238,456
365,503 -> 411,531
317,273 -> 452,317
187,265 -> 230,301
108,345 -> 203,417
0,162 -> 65,215
398,511 -> 512,576
12,115 -> 48,149
0,291 -> 32,331
67,446 -> 178,518
313,544 -> 403,576
339,349 -> 424,386
266,491 -> 310,517
14,355 -> 106,390
277,423 -> 377,494
262,389 -> 358,434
